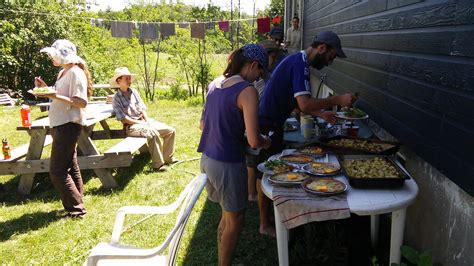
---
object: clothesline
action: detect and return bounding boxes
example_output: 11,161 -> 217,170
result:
0,8 -> 260,25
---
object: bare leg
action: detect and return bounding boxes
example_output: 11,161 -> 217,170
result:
247,167 -> 257,202
218,209 -> 246,266
256,179 -> 275,237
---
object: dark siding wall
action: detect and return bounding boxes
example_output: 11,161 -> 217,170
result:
303,0 -> 474,195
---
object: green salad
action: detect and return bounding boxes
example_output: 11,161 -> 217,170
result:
342,107 -> 366,118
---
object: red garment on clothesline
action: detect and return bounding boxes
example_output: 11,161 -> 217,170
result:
218,21 -> 229,32
257,17 -> 270,33
272,15 -> 281,25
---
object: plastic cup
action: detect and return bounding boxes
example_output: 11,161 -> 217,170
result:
347,126 -> 359,137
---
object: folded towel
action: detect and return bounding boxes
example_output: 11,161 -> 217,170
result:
272,185 -> 350,229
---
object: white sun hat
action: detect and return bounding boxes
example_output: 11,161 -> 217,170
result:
109,67 -> 138,87
40,39 -> 85,65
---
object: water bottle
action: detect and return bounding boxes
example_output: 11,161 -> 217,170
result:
20,105 -> 32,127
2,138 -> 11,160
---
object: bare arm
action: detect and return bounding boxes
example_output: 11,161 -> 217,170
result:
121,116 -> 145,125
237,86 -> 271,149
46,94 -> 86,109
296,93 -> 355,115
141,110 -> 149,122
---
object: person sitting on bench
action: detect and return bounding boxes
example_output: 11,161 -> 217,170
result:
110,67 -> 177,171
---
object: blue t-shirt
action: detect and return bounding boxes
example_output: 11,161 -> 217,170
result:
259,51 -> 311,128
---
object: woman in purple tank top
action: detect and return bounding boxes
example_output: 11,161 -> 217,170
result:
198,44 -> 271,266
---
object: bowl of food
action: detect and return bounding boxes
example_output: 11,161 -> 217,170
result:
257,160 -> 297,175
268,171 -> 311,186
302,161 -> 340,176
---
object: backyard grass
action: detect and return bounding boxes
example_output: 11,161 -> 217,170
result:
0,99 -> 278,265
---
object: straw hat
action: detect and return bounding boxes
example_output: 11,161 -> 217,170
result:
40,39 -> 85,65
109,67 -> 137,87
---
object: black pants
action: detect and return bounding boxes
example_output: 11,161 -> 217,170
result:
49,122 -> 86,215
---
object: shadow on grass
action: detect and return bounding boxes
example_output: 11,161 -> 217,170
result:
0,152 -> 151,205
0,173 -> 59,206
86,152 -> 151,195
182,198 -> 278,265
0,210 -> 61,242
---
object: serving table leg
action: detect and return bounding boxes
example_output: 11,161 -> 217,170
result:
274,203 -> 289,266
17,129 -> 47,194
389,208 -> 407,264
370,214 -> 380,249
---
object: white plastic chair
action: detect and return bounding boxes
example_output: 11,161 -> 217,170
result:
85,174 -> 207,266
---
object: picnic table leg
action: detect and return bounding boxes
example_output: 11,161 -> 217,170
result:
274,203 -> 289,266
17,129 -> 47,194
389,208 -> 407,264
99,120 -> 112,139
77,128 -> 118,188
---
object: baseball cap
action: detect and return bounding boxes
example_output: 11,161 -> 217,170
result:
313,31 -> 346,58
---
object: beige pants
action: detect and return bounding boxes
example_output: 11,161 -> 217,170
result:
126,119 -> 176,168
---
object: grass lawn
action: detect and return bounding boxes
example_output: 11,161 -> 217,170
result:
0,99 -> 278,265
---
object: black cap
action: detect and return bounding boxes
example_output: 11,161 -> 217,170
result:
313,31 -> 346,58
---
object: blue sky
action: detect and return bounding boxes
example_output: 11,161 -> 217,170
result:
90,0 -> 271,16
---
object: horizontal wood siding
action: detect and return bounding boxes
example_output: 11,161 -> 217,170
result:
303,0 -> 474,195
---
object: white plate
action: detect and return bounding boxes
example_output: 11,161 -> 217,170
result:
28,88 -> 57,97
268,171 -> 311,187
335,112 -> 368,120
302,162 -> 341,176
301,178 -> 347,196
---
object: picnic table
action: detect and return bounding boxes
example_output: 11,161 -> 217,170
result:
0,103 -> 147,194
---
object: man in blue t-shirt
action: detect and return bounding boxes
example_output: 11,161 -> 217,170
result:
255,31 -> 357,237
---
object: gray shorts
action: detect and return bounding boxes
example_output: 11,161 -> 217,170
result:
200,154 -> 248,212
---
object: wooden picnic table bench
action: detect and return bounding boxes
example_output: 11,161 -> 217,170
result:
0,103 -> 147,194
0,93 -> 15,106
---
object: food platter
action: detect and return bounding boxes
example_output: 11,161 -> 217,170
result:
302,178 -> 347,196
257,160 -> 299,175
335,107 -> 368,120
338,155 -> 411,188
28,87 -> 57,97
268,171 -> 311,186
302,162 -> 340,176
317,136 -> 401,155
296,146 -> 325,158
335,111 -> 368,120
279,154 -> 314,164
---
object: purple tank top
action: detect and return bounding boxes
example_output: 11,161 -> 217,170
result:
197,79 -> 251,162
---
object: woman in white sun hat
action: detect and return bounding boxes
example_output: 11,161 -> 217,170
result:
34,39 -> 92,219
110,67 -> 177,171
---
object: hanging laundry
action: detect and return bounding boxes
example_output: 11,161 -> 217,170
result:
191,23 -> 205,39
218,21 -> 229,32
139,23 -> 158,40
257,17 -> 271,33
272,15 -> 281,25
111,21 -> 134,38
207,21 -> 216,30
160,23 -> 176,38
179,22 -> 189,28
